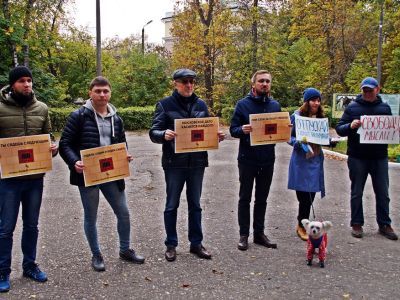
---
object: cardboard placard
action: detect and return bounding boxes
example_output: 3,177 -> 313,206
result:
81,143 -> 130,187
174,117 -> 219,153
0,134 -> 52,178
249,112 -> 291,145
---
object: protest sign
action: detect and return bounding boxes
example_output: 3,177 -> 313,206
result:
295,115 -> 330,145
174,117 -> 219,153
81,143 -> 130,187
249,112 -> 291,145
0,134 -> 52,178
359,115 -> 400,144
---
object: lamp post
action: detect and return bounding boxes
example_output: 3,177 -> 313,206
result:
96,0 -> 102,76
141,20 -> 153,55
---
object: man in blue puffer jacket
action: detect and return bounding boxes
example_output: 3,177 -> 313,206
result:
59,76 -> 145,272
230,70 -> 281,251
336,77 -> 398,240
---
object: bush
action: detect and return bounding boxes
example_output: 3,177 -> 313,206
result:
117,106 -> 155,130
49,106 -> 155,132
221,106 -> 235,125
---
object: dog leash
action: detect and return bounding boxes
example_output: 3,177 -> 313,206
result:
309,192 -> 316,220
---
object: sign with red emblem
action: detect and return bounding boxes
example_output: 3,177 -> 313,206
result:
174,117 -> 219,153
0,134 -> 52,178
250,112 -> 291,146
81,143 -> 130,187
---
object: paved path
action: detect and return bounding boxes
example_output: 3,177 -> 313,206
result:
4,131 -> 400,299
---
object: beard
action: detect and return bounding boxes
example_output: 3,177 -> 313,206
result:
253,88 -> 268,97
11,90 -> 33,107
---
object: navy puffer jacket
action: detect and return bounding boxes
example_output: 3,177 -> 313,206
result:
335,94 -> 391,159
230,92 -> 281,167
149,90 -> 209,169
59,106 -> 126,186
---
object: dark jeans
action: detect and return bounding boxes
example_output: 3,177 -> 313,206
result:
238,163 -> 274,236
347,156 -> 391,226
296,191 -> 316,227
164,167 -> 205,247
0,178 -> 44,275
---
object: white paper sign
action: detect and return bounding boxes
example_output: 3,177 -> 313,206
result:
295,115 -> 330,145
358,115 -> 400,144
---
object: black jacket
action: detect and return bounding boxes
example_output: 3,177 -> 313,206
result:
59,106 -> 127,186
230,92 -> 281,167
149,90 -> 209,169
335,94 -> 391,159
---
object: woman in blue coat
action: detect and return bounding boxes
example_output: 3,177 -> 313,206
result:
288,88 -> 326,241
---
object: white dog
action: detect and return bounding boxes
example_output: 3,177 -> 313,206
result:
301,219 -> 332,268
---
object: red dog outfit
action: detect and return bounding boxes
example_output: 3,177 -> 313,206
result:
306,234 -> 328,262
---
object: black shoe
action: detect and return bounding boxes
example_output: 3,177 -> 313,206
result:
254,233 -> 277,249
165,246 -> 176,262
91,254 -> 105,272
190,245 -> 212,259
379,225 -> 399,240
119,249 -> 145,264
237,235 -> 248,251
22,263 -> 48,282
351,224 -> 363,238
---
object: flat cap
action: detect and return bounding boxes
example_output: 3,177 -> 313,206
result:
172,68 -> 196,80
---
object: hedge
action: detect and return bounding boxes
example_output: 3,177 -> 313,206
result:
221,105 -> 337,127
49,106 -> 155,132
50,104 -> 338,132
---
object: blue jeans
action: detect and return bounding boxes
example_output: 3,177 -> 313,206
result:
78,181 -> 131,256
0,178 -> 44,275
348,157 -> 391,226
164,167 -> 205,247
238,163 -> 274,236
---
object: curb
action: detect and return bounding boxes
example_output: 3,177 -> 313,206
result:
324,149 -> 400,169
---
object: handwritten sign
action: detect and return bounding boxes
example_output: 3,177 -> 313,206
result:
295,115 -> 330,145
249,112 -> 291,145
174,117 -> 219,153
81,143 -> 130,187
0,134 -> 52,178
359,115 -> 400,144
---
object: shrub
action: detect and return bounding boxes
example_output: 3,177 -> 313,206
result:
49,106 -> 155,132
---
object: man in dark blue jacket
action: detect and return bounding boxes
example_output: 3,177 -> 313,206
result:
230,70 -> 281,251
149,69 -> 225,262
336,77 -> 398,240
59,76 -> 145,272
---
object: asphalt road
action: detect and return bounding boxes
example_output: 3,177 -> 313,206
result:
3,130 -> 400,299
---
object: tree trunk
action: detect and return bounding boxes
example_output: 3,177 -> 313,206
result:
251,0 -> 258,73
22,0 -> 36,67
195,0 -> 215,110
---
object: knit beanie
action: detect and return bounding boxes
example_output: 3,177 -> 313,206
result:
303,88 -> 321,102
9,66 -> 33,87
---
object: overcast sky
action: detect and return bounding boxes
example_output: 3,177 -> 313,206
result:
71,0 -> 176,44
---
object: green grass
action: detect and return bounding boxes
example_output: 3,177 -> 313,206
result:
326,141 -> 400,162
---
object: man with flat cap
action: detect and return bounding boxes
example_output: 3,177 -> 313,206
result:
149,68 -> 225,261
0,66 -> 58,293
336,76 -> 398,240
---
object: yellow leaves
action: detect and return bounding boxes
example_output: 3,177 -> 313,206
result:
4,26 -> 14,36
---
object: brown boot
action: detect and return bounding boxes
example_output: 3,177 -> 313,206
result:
296,225 -> 308,241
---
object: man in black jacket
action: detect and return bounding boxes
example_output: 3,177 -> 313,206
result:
336,77 -> 398,240
149,69 -> 224,262
230,70 -> 281,251
59,76 -> 145,272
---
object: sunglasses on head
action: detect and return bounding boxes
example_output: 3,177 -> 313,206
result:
177,78 -> 195,84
